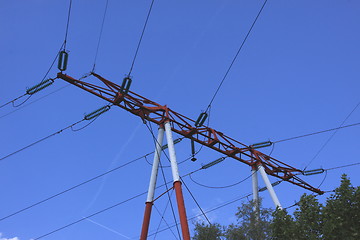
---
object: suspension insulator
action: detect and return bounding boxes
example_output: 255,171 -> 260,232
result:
250,141 -> 273,149
191,139 -> 197,162
58,50 -> 69,71
120,76 -> 132,94
26,78 -> 54,95
84,105 -> 111,120
195,112 -> 208,127
201,157 -> 225,169
302,168 -> 325,176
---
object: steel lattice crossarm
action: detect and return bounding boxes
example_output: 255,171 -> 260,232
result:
57,72 -> 324,194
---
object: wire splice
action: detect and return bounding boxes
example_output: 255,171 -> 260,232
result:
201,157 -> 225,169
84,105 -> 111,120
26,78 -> 55,95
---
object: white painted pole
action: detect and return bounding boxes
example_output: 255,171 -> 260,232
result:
146,127 -> 165,202
251,167 -> 260,217
164,122 -> 180,182
258,164 -> 282,209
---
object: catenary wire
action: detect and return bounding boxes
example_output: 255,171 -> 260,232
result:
128,0 -> 155,76
92,0 -> 109,71
205,0 -> 268,113
189,171 -> 253,189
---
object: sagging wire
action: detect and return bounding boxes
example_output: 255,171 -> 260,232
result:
0,105 -> 111,162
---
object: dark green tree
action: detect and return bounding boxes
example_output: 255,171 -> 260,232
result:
270,207 -> 296,239
225,199 -> 272,240
193,222 -> 224,240
293,194 -> 323,240
322,174 -> 359,239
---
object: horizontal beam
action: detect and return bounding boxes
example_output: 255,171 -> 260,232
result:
57,72 -> 324,194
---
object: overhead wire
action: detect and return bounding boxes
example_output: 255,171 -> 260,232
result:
189,171 -> 253,189
0,106 -> 111,162
303,101 -> 360,170
63,0 -> 73,51
204,0 -> 269,113
0,85 -> 70,120
30,166 -> 207,239
128,0 -> 156,76
273,121 -> 360,144
0,119 -> 84,162
92,0 -> 109,72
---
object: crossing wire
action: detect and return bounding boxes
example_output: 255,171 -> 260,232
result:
303,101 -> 360,170
30,168 -> 202,239
205,0 -> 269,113
128,0 -> 156,76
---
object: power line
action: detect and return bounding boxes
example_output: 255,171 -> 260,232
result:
0,119 -> 84,162
0,106 -> 111,162
273,121 -> 360,144
92,0 -> 109,71
324,162 -> 360,171
0,85 -> 70,120
205,0 -> 269,112
63,0 -> 73,51
303,101 -> 360,170
128,0 -> 156,76
30,167 -> 203,239
146,192 -> 253,238
189,171 -> 253,189
0,153 -> 148,222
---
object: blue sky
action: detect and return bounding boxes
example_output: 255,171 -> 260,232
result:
1,0 -> 359,239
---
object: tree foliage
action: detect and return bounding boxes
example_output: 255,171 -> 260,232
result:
192,174 -> 360,240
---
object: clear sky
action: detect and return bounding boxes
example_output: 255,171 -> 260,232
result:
1,0 -> 359,239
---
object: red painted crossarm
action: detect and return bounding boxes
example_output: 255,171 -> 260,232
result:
57,72 -> 324,194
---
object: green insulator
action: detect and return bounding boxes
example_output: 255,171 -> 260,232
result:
302,168 -> 325,176
58,50 -> 69,71
250,141 -> 273,149
161,138 -> 182,150
120,77 -> 132,94
26,78 -> 54,95
84,105 -> 110,120
201,157 -> 225,169
195,112 -> 208,127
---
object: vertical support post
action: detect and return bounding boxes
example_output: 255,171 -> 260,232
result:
164,121 -> 191,240
258,164 -> 282,209
140,126 -> 165,240
251,166 -> 260,219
